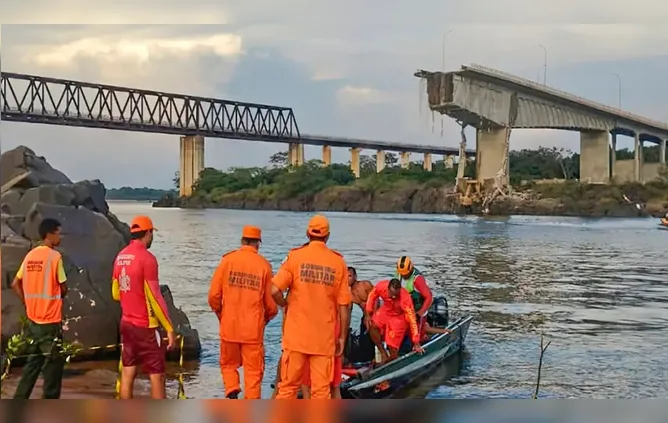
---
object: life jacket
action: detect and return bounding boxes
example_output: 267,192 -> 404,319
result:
22,246 -> 64,324
394,268 -> 425,311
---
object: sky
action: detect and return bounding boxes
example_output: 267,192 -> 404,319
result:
1,2 -> 667,189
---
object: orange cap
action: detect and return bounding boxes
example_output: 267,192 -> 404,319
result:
241,225 -> 262,240
307,215 -> 330,238
129,215 -> 157,233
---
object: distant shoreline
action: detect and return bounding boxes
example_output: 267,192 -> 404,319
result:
106,187 -> 175,202
106,197 -> 159,202
152,189 -> 664,219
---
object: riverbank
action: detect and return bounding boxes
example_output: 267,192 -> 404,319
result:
0,362 -> 128,399
153,180 -> 668,218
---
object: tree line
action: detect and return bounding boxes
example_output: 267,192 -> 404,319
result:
159,144 -> 668,201
106,186 -> 175,201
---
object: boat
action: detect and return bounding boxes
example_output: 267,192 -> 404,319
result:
339,304 -> 473,399
271,295 -> 472,399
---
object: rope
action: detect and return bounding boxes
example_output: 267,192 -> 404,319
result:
1,335 -> 186,399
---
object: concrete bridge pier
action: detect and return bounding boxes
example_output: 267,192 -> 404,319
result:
322,145 -> 331,166
444,155 -> 454,169
611,133 -> 617,179
400,152 -> 410,169
476,128 -> 509,187
350,148 -> 361,178
579,130 -> 610,183
289,143 -> 304,167
179,135 -> 205,197
661,140 -> 666,165
634,134 -> 643,182
376,150 -> 386,173
423,153 -> 432,171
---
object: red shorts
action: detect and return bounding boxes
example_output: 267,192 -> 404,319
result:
372,308 -> 407,350
120,320 -> 166,375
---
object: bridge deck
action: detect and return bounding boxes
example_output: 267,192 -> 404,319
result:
1,71 -> 472,157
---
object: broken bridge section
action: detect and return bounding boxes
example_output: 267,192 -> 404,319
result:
416,64 -> 668,185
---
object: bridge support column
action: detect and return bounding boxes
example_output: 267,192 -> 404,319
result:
179,135 -> 205,197
376,150 -> 386,173
476,128 -> 509,187
322,145 -> 332,167
289,143 -> 304,167
444,155 -> 454,169
423,153 -> 432,171
579,130 -> 610,183
350,148 -> 361,178
610,133 -> 617,180
400,152 -> 410,169
661,140 -> 666,165
634,134 -> 643,182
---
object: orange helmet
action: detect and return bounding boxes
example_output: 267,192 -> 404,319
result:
396,256 -> 413,277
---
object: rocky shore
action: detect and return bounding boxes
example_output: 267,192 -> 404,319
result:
1,146 -> 201,362
153,183 -> 666,218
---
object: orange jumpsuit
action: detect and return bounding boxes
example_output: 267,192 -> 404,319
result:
273,239 -> 352,399
366,280 -> 420,350
208,243 -> 278,399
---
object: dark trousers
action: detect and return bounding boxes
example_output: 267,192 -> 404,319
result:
13,321 -> 65,399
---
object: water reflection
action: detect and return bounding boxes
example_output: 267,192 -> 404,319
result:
105,202 -> 668,398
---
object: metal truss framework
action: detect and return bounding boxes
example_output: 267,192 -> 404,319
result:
1,72 -> 301,142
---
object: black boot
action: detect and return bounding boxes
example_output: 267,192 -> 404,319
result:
227,390 -> 240,399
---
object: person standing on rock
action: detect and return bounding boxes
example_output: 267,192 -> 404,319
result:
111,215 -> 177,399
207,225 -> 278,399
11,218 -> 68,399
271,215 -> 352,399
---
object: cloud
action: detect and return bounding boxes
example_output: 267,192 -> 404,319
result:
336,86 -> 391,106
1,5 -> 667,188
32,34 -> 243,68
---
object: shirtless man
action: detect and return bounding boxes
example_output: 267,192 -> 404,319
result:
348,267 -> 374,329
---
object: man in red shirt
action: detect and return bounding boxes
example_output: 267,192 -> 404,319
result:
112,215 -> 177,399
366,278 -> 423,363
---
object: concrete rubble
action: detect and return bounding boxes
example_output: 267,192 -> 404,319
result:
1,146 -> 201,360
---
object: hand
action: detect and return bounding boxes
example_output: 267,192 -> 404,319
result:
167,331 -> 178,350
412,344 -> 425,354
335,336 -> 345,357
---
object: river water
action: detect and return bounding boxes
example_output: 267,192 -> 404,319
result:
109,201 -> 668,399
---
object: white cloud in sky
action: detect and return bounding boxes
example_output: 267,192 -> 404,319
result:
336,86 -> 391,106
32,34 -> 243,68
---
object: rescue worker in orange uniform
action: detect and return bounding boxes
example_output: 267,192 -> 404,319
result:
271,215 -> 352,399
300,312 -> 345,399
112,215 -> 177,399
366,278 -> 423,363
207,225 -> 278,399
11,218 -> 68,399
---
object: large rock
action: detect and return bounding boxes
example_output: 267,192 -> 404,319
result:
0,146 -> 71,188
0,146 -> 200,361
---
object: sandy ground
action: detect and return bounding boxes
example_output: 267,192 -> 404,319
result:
1,361 -> 151,399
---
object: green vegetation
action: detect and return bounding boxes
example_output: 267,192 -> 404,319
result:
188,150 -> 471,204
106,186 -> 174,201
171,145 -> 667,214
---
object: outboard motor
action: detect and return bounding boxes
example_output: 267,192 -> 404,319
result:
426,295 -> 449,328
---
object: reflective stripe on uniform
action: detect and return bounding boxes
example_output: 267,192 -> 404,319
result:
24,250 -> 61,301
